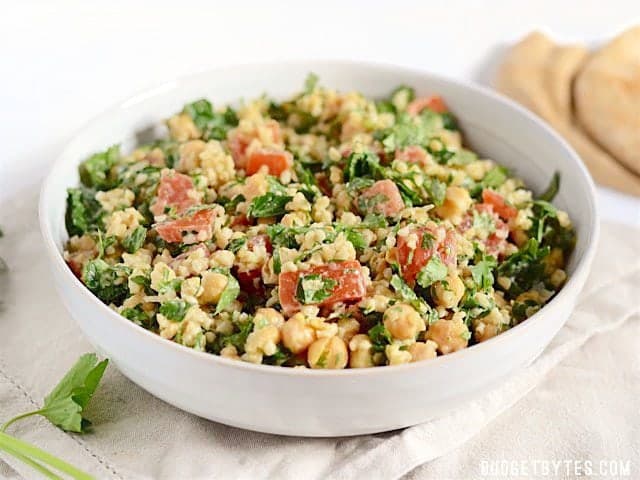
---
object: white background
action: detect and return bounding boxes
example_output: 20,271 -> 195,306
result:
1,0 -> 639,226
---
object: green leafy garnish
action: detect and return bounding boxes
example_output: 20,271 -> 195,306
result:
121,305 -> 152,327
82,259 -> 130,305
215,271 -> 240,314
368,323 -> 392,353
226,237 -> 247,254
65,187 -> 103,236
159,299 -> 190,322
538,172 -> 560,202
303,72 -> 319,94
416,256 -> 448,288
79,145 -> 120,190
212,319 -> 254,354
183,99 -> 238,141
2,353 -> 108,434
344,151 -> 381,181
470,253 -> 497,291
295,273 -> 337,304
247,193 -> 292,218
122,225 -> 147,254
0,354 -> 109,479
497,238 -> 550,298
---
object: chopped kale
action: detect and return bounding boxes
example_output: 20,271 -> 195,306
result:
183,99 -> 238,141
82,259 -> 130,305
65,187 -> 103,236
122,226 -> 147,254
79,145 -> 120,190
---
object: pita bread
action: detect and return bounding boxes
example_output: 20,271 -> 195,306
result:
575,27 -> 640,177
496,31 -> 640,196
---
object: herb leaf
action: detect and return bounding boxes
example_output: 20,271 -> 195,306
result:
295,273 -> 337,304
416,256 -> 448,288
215,272 -> 240,314
247,193 -> 292,218
65,187 -> 103,236
159,299 -> 190,322
122,226 -> 147,254
183,99 -> 238,141
82,259 -> 130,305
538,172 -> 560,202
79,145 -> 120,190
40,353 -> 109,433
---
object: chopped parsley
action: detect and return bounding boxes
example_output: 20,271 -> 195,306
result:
295,273 -> 337,304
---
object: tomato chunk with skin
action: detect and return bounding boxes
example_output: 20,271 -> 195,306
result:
481,189 -> 518,220
397,225 -> 456,285
395,145 -> 429,166
245,149 -> 293,176
278,260 -> 367,316
407,95 -> 448,115
155,209 -> 215,243
360,179 -> 405,217
150,170 -> 198,217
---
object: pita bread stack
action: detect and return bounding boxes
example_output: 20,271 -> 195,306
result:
496,28 -> 640,196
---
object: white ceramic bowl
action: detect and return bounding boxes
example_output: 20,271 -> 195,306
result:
39,61 -> 599,437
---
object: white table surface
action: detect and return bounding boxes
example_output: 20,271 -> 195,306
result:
1,1 -> 639,478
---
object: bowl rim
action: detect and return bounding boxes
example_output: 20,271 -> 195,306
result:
39,59 -> 600,378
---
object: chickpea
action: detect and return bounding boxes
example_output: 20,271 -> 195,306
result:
473,308 -> 507,343
433,273 -> 465,308
281,313 -> 316,354
167,113 -> 201,142
337,317 -> 361,344
198,271 -> 228,305
220,345 -> 240,360
426,317 -> 470,355
383,303 -> 426,341
385,343 -> 412,365
242,325 -> 280,364
254,308 -> 285,329
349,334 -> 374,368
408,341 -> 438,362
307,336 -> 348,369
434,186 -> 472,224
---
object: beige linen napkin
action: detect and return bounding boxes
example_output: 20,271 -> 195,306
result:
0,189 -> 638,480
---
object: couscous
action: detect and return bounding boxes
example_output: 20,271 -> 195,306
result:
63,75 -> 575,368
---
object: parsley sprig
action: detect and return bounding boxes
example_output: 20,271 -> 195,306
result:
0,353 -> 109,479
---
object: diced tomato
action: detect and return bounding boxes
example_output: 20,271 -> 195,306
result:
230,214 -> 251,228
395,145 -> 429,166
150,170 -> 198,217
235,267 -> 265,296
360,179 -> 405,217
407,95 -> 448,115
278,260 -> 367,316
481,189 -> 518,220
247,234 -> 273,254
245,149 -> 293,176
228,120 -> 282,168
315,172 -> 332,197
155,209 -> 216,243
66,259 -> 82,279
397,225 -> 457,285
485,219 -> 509,257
